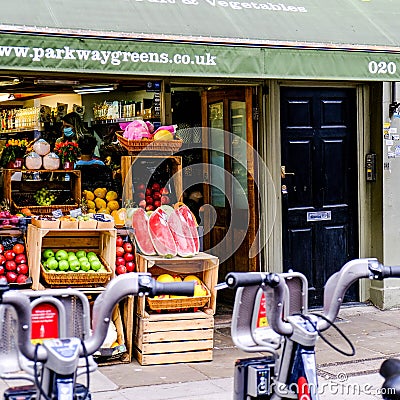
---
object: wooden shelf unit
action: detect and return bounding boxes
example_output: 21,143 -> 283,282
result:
133,252 -> 219,365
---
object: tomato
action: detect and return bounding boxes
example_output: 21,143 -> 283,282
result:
16,264 -> 29,275
116,246 -> 125,258
0,255 -> 6,265
15,254 -> 27,264
124,252 -> 134,262
12,243 -> 25,255
123,242 -> 133,253
0,265 -> 4,275
116,265 -> 127,275
5,260 -> 16,271
4,250 -> 15,261
6,271 -> 17,283
116,236 -> 124,247
125,261 -> 135,272
0,244 -> 4,254
16,274 -> 28,284
116,257 -> 125,266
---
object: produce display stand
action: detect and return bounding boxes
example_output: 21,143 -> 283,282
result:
121,155 -> 183,204
3,169 -> 81,215
25,224 -> 135,364
133,252 -> 219,365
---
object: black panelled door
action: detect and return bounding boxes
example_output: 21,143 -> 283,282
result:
280,87 -> 358,307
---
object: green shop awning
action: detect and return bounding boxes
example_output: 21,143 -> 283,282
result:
1,0 -> 400,81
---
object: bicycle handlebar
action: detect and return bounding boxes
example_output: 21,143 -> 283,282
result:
225,258 -> 400,336
0,272 -> 195,362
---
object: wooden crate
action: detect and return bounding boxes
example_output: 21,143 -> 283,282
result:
121,155 -> 183,204
136,252 -> 219,315
133,311 -> 214,365
3,169 -> 81,215
26,224 -> 117,290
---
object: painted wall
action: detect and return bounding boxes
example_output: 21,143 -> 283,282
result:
370,82 -> 400,309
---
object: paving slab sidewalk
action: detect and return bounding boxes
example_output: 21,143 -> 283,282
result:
1,304 -> 400,399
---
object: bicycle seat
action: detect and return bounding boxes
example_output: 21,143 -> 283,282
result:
380,359 -> 400,400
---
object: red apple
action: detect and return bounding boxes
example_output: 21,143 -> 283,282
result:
145,205 -> 154,211
116,265 -> 127,275
152,183 -> 161,191
0,255 -> 6,265
145,196 -> 153,204
6,271 -> 17,283
161,195 -> 170,205
116,246 -> 125,257
125,261 -> 135,272
153,200 -> 161,208
116,257 -> 125,266
124,252 -> 134,262
4,250 -> 15,261
16,263 -> 29,275
153,191 -> 161,200
145,188 -> 152,196
5,260 -> 16,271
15,254 -> 27,264
116,236 -> 124,247
139,200 -> 147,209
0,244 -> 4,254
0,265 -> 5,275
16,274 -> 28,284
123,242 -> 133,253
160,187 -> 169,195
136,183 -> 146,191
137,192 -> 146,200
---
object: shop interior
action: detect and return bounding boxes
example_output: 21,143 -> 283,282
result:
0,74 -> 204,200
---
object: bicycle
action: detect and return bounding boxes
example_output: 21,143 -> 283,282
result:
0,272 -> 194,400
223,258 -> 400,400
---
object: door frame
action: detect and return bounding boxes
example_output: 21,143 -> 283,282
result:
263,80 -> 372,301
201,86 -> 258,273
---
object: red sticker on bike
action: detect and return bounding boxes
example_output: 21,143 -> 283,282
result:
297,376 -> 311,400
31,303 -> 59,344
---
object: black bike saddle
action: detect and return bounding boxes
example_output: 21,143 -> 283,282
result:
380,359 -> 400,400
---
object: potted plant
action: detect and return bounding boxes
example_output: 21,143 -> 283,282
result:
54,141 -> 81,169
0,139 -> 28,168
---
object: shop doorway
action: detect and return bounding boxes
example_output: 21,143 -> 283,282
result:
201,88 -> 258,299
280,86 -> 359,307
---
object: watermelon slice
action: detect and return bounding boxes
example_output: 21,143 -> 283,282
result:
131,208 -> 156,255
167,208 -> 197,257
148,207 -> 178,258
176,205 -> 200,254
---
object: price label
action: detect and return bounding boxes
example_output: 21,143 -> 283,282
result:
52,209 -> 63,218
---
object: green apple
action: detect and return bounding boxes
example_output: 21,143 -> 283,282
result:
68,259 -> 80,272
90,260 -> 102,271
80,260 -> 91,271
58,260 -> 69,272
42,249 -> 54,259
75,250 -> 86,259
78,256 -> 89,264
68,254 -> 78,262
55,250 -> 68,261
47,257 -> 58,270
87,252 -> 97,259
67,251 -> 75,257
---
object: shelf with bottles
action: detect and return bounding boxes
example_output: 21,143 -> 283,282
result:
0,107 -> 44,134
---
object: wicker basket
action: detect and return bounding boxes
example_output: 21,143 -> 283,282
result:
116,132 -> 183,155
14,201 -> 78,215
147,286 -> 211,311
40,256 -> 112,287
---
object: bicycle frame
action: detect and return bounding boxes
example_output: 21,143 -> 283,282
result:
0,272 -> 194,400
227,258 -> 400,400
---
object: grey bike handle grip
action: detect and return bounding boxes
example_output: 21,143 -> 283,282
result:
150,281 -> 195,297
382,266 -> 400,278
225,272 -> 265,289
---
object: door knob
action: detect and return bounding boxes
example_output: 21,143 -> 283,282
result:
281,166 -> 295,179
